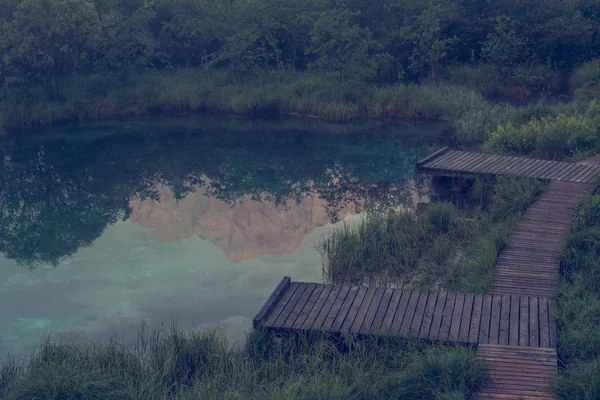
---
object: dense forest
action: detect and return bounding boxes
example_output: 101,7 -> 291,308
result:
2,0 -> 600,130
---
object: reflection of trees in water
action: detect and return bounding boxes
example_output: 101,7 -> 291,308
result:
0,121 -> 443,267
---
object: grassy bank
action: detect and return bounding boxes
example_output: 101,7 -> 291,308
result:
0,69 -> 514,144
555,191 -> 600,399
318,176 -> 545,291
0,325 -> 488,400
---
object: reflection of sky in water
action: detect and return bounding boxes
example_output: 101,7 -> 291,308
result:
0,216 -> 356,359
0,116 -> 446,359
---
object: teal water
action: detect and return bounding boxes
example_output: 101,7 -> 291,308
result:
0,115 -> 447,358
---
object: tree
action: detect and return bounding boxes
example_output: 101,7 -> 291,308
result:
306,10 -> 390,82
2,0 -> 102,100
481,16 -> 526,72
401,4 -> 460,82
99,2 -> 156,82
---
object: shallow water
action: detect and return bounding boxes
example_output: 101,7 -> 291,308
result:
0,115 -> 447,358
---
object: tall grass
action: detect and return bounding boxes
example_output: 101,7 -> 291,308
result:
0,325 -> 489,400
0,68 -> 512,144
318,176 -> 544,290
555,191 -> 600,398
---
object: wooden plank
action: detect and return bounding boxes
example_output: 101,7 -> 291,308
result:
423,149 -> 459,169
444,151 -> 478,170
548,299 -> 557,348
281,283 -> 315,329
458,293 -> 474,343
488,295 -> 503,345
448,292 -> 466,342
253,276 -> 291,328
479,294 -> 493,345
302,285 -> 335,330
499,295 -> 511,345
410,291 -> 430,337
369,288 -> 394,334
332,286 -> 363,332
320,285 -> 351,331
529,160 -> 556,177
292,284 -> 324,329
263,282 -> 301,327
538,161 -> 567,180
418,291 -> 439,339
349,286 -> 377,333
468,294 -> 483,344
417,146 -> 449,167
458,153 -> 489,172
438,292 -> 457,341
358,287 -> 386,334
468,153 -> 496,173
539,297 -> 550,348
391,289 -> 414,333
428,291 -> 448,341
578,164 -> 600,182
400,290 -> 422,335
509,295 -> 520,346
508,157 -> 540,175
485,155 -> 513,174
508,157 -> 537,175
554,162 -> 581,180
272,283 -> 308,328
511,157 -> 541,175
572,164 -> 595,182
530,296 -> 540,347
562,164 -> 587,181
380,289 -> 404,334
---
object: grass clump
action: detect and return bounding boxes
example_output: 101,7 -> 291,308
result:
486,102 -> 600,160
555,190 -> 600,398
0,326 -> 488,400
318,176 -> 544,290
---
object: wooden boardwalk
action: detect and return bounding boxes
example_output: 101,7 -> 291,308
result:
254,280 -> 556,347
254,152 -> 600,399
418,147 -> 600,183
477,155 -> 600,399
488,180 -> 594,298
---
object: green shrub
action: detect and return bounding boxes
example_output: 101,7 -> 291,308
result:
570,59 -> 600,102
555,357 -> 600,400
487,107 -> 600,160
426,203 -> 456,233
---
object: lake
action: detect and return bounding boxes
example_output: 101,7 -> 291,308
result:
0,115 -> 448,358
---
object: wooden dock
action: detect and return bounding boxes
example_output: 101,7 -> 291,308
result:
418,147 -> 600,183
254,281 -> 556,348
254,151 -> 600,399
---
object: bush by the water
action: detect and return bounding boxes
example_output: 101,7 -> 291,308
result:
318,176 -> 545,290
0,326 -> 488,400
555,191 -> 600,399
487,102 -> 600,160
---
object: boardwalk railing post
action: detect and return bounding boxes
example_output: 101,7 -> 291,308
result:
253,277 -> 291,329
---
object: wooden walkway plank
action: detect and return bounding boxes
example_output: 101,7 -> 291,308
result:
281,283 -> 315,329
448,292 -> 466,342
418,291 -> 439,339
458,293 -> 474,343
380,289 -> 404,334
479,295 -> 493,345
253,276 -> 291,328
400,290 -> 422,335
409,291 -> 430,337
319,285 -> 351,331
292,283 -> 324,329
358,287 -> 386,334
263,282 -> 301,327
419,149 -> 600,183
489,295 -> 503,345
369,288 -> 394,334
302,285 -> 335,330
391,289 -> 414,333
468,294 -> 484,344
438,292 -> 457,341
349,287 -> 378,333
428,291 -> 447,341
499,295 -> 511,345
529,297 -> 540,348
334,286 -> 363,332
509,295 -> 520,346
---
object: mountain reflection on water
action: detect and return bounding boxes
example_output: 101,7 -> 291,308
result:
1,116 -> 446,267
0,116 -> 447,358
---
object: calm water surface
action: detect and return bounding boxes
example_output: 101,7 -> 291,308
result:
0,115 -> 447,358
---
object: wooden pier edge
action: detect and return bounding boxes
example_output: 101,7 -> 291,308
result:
417,146 -> 449,167
253,276 -> 291,328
